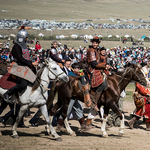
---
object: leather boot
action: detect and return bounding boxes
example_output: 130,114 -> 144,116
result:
56,118 -> 67,132
85,119 -> 94,130
79,117 -> 86,129
2,85 -> 18,103
82,84 -> 91,107
128,116 -> 140,129
2,91 -> 12,103
146,122 -> 150,131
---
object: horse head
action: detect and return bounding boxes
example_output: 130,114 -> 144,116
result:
126,63 -> 148,87
44,59 -> 69,82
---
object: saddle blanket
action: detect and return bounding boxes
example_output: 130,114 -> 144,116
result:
91,70 -> 103,88
8,62 -> 36,83
0,73 -> 17,89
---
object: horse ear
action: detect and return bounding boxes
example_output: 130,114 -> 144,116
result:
136,63 -> 142,68
44,59 -> 49,66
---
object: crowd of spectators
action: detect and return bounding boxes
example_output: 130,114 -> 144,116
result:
1,41 -> 150,74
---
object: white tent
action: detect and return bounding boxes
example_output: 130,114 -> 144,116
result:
9,34 -> 16,37
116,35 -> 120,38
84,34 -> 88,39
124,35 -> 130,38
98,35 -> 103,37
38,33 -> 44,37
71,34 -> 78,38
108,35 -> 112,38
60,35 -> 65,39
88,35 -> 93,39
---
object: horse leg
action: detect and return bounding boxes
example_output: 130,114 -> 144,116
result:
64,117 -> 76,136
12,104 -> 28,138
110,102 -> 125,136
45,101 -> 62,135
60,103 -> 76,136
40,104 -> 62,141
101,107 -> 109,138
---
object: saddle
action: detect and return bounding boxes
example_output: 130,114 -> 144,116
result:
0,73 -> 17,89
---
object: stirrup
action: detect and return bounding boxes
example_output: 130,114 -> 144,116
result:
3,95 -> 13,104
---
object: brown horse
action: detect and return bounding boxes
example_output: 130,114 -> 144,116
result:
47,63 -> 148,137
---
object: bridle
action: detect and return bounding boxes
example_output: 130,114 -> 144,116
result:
118,67 -> 146,85
44,59 -> 65,80
37,59 -> 65,90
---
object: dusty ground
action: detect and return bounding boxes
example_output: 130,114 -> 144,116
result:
0,100 -> 149,150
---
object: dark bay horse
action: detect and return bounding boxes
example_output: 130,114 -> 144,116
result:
47,63 -> 148,137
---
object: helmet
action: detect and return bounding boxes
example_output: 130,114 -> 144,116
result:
16,29 -> 28,49
17,30 -> 28,43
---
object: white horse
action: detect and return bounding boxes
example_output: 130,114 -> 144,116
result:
0,59 -> 69,141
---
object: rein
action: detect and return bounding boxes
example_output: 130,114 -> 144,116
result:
117,67 -> 147,86
37,60 -> 65,91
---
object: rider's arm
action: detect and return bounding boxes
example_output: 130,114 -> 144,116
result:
136,82 -> 150,96
12,44 -> 33,67
49,50 -> 63,63
91,60 -> 106,69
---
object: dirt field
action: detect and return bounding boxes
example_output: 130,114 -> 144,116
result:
0,100 -> 149,150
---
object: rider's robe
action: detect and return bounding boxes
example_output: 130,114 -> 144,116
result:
133,83 -> 150,122
87,46 -> 105,88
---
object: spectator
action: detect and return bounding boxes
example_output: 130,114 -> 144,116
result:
35,41 -> 41,54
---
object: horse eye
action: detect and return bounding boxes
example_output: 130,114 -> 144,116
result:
52,68 -> 57,70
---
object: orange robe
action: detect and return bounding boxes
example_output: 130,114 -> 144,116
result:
134,83 -> 150,122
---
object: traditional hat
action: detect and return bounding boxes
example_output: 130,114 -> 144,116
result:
91,36 -> 101,43
100,47 -> 106,51
72,63 -> 80,69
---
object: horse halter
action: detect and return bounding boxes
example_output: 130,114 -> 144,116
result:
132,68 -> 147,83
44,59 -> 65,81
118,67 -> 146,86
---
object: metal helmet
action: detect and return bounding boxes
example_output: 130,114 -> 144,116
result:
17,30 -> 28,43
16,29 -> 28,49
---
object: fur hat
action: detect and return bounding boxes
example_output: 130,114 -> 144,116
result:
91,36 -> 101,43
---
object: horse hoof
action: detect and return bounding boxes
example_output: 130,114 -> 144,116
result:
56,137 -> 62,142
70,132 -> 76,137
118,132 -> 124,136
102,134 -> 108,138
11,135 -> 19,138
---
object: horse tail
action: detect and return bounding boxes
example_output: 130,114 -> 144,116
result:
46,81 -> 57,109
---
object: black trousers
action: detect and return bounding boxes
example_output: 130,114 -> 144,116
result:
0,99 -> 8,115
0,99 -> 24,125
8,77 -> 28,95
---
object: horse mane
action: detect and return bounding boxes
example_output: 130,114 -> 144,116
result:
31,65 -> 46,92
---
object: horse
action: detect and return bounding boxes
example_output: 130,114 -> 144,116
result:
0,59 -> 69,141
46,63 -> 148,137
0,58 -> 9,75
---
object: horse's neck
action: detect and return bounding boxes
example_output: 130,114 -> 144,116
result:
115,73 -> 131,93
40,67 -> 49,92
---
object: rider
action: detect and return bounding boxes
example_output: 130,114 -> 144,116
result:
2,26 -> 38,102
86,36 -> 110,126
48,40 -> 65,64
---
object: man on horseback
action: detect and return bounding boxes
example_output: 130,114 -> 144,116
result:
87,37 -> 110,106
2,27 -> 38,102
48,41 -> 65,64
86,37 -> 110,126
